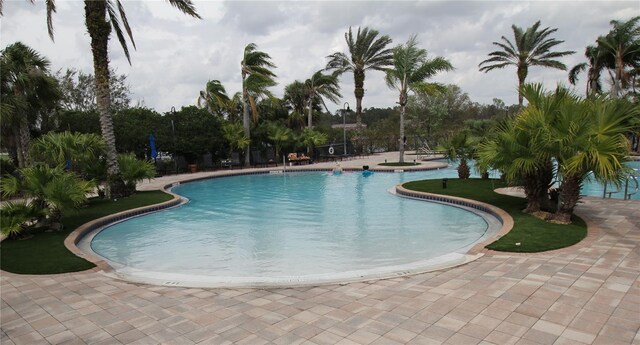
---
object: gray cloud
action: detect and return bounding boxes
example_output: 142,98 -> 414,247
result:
1,0 -> 637,114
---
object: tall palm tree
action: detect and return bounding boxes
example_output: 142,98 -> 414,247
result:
479,21 -> 574,106
283,80 -> 307,129
241,43 -> 277,167
2,0 -> 200,197
597,16 -> 640,97
568,45 -> 613,97
326,26 -> 394,133
385,35 -> 453,162
0,42 -> 59,168
304,70 -> 341,128
197,80 -> 230,117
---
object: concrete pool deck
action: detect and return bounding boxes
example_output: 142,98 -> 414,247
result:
2,152 -> 639,344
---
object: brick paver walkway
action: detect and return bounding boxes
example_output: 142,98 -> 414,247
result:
2,196 -> 639,344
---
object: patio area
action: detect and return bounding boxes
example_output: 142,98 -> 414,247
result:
1,153 -> 639,344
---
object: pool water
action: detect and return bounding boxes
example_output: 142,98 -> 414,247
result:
90,169 -> 491,280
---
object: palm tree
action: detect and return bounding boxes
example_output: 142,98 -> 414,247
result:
0,201 -> 44,239
0,42 -> 59,168
385,35 -> 453,163
267,123 -> 292,163
241,43 -> 277,167
597,16 -> 640,97
117,153 -> 156,195
568,45 -> 613,97
30,131 -> 105,176
2,0 -> 200,198
479,21 -> 574,106
326,26 -> 394,133
283,80 -> 308,129
197,80 -> 230,117
298,128 -> 328,160
222,122 -> 250,158
304,70 -> 341,128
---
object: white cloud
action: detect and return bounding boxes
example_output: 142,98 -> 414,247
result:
1,0 -> 637,114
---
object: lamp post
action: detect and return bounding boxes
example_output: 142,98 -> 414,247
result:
171,106 -> 177,174
343,102 -> 350,156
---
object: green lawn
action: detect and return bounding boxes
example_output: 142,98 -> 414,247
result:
379,162 -> 421,167
402,179 -> 587,252
0,191 -> 174,274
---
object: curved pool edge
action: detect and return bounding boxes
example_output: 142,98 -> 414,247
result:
64,191 -> 186,273
395,185 -> 514,255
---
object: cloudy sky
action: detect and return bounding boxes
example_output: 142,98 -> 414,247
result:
1,0 -> 637,114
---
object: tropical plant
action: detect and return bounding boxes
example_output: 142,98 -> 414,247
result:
441,131 -> 475,179
283,80 -> 308,129
197,80 -> 230,116
4,0 -> 200,198
117,153 -> 155,195
0,201 -> 43,239
30,131 -> 106,176
568,45 -> 613,97
304,70 -> 341,128
298,128 -> 328,160
385,35 -> 454,163
241,43 -> 277,167
479,21 -> 574,106
326,26 -> 394,132
267,123 -> 292,162
596,16 -> 640,97
1,165 -> 94,228
1,42 -> 60,168
222,122 -> 250,157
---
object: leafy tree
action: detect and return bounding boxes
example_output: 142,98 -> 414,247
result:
1,42 -> 60,168
7,0 -> 200,198
168,106 -> 225,163
241,43 -> 277,166
385,35 -> 453,162
197,79 -> 230,117
55,67 -> 131,112
479,21 -> 574,106
304,70 -> 341,128
53,109 -> 101,134
326,26 -> 393,132
113,107 -> 166,158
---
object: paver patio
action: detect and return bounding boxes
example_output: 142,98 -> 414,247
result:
1,154 -> 638,344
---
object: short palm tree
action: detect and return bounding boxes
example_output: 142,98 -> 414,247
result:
304,70 -> 341,128
222,122 -> 250,158
326,26 -> 394,132
2,0 -> 200,198
298,128 -> 328,160
267,123 -> 292,163
117,153 -> 156,194
479,21 -> 574,106
1,42 -> 59,168
241,43 -> 277,167
30,131 -> 105,176
385,35 -> 453,163
197,80 -> 230,117
0,201 -> 43,239
597,16 -> 640,96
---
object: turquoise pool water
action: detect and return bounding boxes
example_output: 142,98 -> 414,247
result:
90,170 -> 491,280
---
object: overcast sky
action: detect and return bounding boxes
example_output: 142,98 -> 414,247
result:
1,1 -> 637,114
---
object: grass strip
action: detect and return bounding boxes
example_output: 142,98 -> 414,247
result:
402,178 -> 587,252
1,191 -> 174,274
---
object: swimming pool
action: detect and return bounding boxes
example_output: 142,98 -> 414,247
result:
86,169 -> 499,286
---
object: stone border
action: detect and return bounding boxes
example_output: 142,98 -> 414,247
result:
395,185 -> 514,255
63,192 -> 184,272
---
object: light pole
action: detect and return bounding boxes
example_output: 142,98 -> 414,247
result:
171,106 -> 177,174
343,102 -> 350,156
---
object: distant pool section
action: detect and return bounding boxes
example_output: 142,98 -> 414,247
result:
83,170 -> 501,287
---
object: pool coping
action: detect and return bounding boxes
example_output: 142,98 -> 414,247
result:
65,169 -> 511,288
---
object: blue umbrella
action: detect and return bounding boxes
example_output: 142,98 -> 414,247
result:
149,133 -> 158,159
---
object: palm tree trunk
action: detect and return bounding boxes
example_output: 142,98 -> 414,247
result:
517,65 -> 527,107
307,98 -> 313,128
398,102 -> 405,163
554,174 -> 581,224
354,69 -> 365,137
85,0 -> 124,198
17,121 -> 31,168
241,89 -> 251,167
